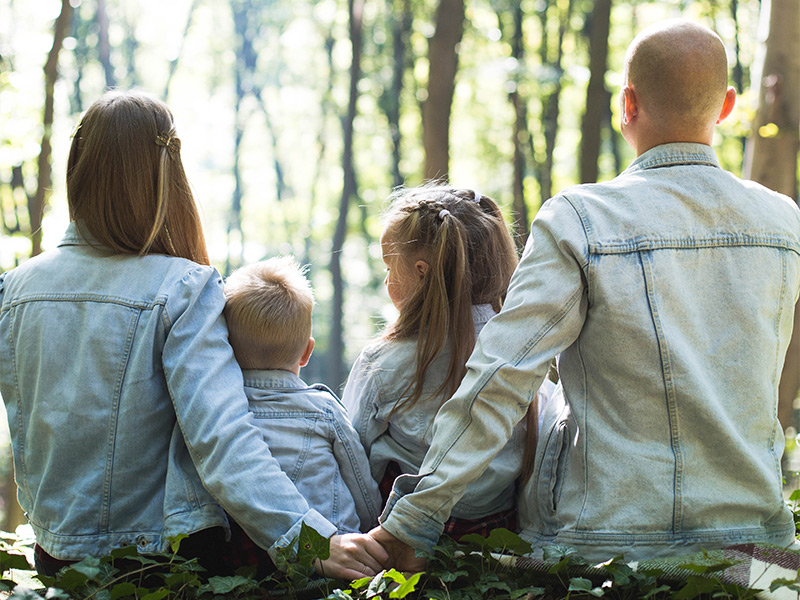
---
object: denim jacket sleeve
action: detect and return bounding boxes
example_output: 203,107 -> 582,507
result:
341,349 -> 388,456
161,266 -> 336,559
380,195 -> 590,550
328,396 -> 383,531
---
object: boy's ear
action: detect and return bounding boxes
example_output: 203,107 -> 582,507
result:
716,86 -> 736,124
414,260 -> 429,279
299,337 -> 315,368
621,85 -> 638,125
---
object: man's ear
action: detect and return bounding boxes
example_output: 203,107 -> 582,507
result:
621,85 -> 638,125
717,86 -> 736,124
415,260 -> 429,280
299,337 -> 315,368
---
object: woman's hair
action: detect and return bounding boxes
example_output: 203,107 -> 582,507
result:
382,185 -> 518,414
66,90 -> 209,265
223,256 -> 314,370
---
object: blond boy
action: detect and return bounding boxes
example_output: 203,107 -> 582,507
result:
224,257 -> 380,534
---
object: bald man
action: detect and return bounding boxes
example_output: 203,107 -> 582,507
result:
369,19 -> 800,566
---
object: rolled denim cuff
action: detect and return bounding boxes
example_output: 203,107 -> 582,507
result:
379,472 -> 443,552
268,509 -> 337,565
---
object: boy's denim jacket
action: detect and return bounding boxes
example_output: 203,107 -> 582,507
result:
381,143 -> 800,561
0,223 -> 336,561
242,369 -> 381,533
343,305 -> 556,519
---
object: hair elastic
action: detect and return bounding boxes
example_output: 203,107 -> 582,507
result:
472,190 -> 482,203
156,132 -> 181,155
438,209 -> 451,220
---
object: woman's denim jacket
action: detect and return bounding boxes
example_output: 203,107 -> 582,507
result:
381,143 -> 800,561
343,305 -> 556,519
242,369 -> 381,533
0,223 -> 336,561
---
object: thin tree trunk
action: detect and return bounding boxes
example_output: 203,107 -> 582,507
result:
96,0 -> 116,89
329,0 -> 364,391
164,0 -> 200,99
579,0 -> 611,184
422,0 -> 464,182
30,0 -> 73,258
743,0 -> 800,431
385,0 -> 412,188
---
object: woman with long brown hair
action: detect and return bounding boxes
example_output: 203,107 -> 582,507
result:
0,90 -> 386,579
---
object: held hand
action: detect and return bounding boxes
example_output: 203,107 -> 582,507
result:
315,533 -> 390,580
368,525 -> 427,572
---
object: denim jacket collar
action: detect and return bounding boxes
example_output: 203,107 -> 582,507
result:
58,221 -> 93,248
624,142 -> 720,175
242,369 -> 306,390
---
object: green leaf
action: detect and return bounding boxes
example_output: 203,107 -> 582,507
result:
140,588 -> 170,600
789,489 -> 800,502
672,575 -> 720,600
569,577 -> 605,597
109,546 -> 139,561
50,568 -> 88,590
349,575 -> 373,589
109,582 -> 137,600
382,568 -> 407,584
297,523 -> 331,566
69,556 -> 103,581
167,533 -> 188,555
482,528 -> 533,555
202,575 -> 256,594
389,571 -> 421,598
326,590 -> 352,599
0,550 -> 31,572
770,577 -> 800,593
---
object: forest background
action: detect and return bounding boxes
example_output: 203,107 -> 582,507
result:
0,0 -> 798,530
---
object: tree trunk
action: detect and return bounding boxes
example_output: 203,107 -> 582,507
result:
743,0 -> 800,431
329,0 -> 364,391
422,0 -> 464,182
164,0 -> 200,99
96,0 -> 116,89
385,0 -> 412,188
579,0 -> 611,184
30,0 -> 73,258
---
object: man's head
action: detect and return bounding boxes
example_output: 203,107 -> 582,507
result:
621,19 -> 735,153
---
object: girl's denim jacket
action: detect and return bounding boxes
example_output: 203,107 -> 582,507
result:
342,305 -> 556,519
381,143 -> 800,561
242,369 -> 381,533
0,223 -> 336,561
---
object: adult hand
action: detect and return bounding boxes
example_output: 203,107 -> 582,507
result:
368,525 -> 427,572
314,533 -> 389,580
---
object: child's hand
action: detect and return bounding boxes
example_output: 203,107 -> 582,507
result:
367,525 -> 427,572
314,533 -> 389,580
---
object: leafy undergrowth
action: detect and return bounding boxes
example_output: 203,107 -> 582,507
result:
2,496 -> 800,600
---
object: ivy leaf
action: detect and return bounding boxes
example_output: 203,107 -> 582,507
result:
789,489 -> 800,502
569,577 -> 605,597
641,584 -> 672,598
201,575 -> 255,594
109,582 -> 137,600
297,523 -> 330,566
50,568 -> 88,591
69,556 -> 103,581
139,588 -> 170,600
770,577 -> 800,593
168,534 -> 188,555
0,550 -> 31,572
349,575 -> 374,589
389,571 -> 421,598
483,528 -> 533,555
382,569 -> 407,584
672,575 -> 719,600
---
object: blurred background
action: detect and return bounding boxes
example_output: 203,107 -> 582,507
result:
0,0 -> 798,529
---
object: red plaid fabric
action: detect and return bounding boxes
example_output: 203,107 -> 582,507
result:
379,460 -> 518,541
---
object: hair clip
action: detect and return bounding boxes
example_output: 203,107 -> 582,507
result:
438,209 -> 451,220
156,132 -> 181,155
472,190 -> 482,203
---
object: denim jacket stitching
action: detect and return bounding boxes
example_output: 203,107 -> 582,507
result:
330,412 -> 381,519
101,307 -> 141,532
590,235 -> 800,255
640,250 -> 684,533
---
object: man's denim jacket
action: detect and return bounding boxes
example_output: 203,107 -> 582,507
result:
242,369 -> 381,533
381,143 -> 800,561
0,223 -> 336,561
343,305 -> 556,519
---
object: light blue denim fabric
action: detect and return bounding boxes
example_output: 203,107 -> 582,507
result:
242,369 -> 381,533
343,305 -> 556,519
0,223 -> 336,562
381,143 -> 800,561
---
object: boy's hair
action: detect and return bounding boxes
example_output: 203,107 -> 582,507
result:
67,90 -> 208,265
382,185 -> 519,414
223,257 -> 314,371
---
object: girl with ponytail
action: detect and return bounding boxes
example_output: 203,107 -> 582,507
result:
342,185 -> 556,538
